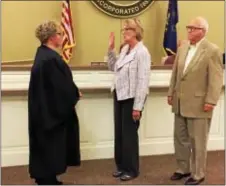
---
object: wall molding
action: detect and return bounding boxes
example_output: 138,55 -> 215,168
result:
1,64 -> 173,71
1,70 -> 224,167
1,69 -> 173,92
2,136 -> 224,167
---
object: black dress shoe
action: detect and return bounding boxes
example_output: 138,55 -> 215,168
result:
36,180 -> 61,185
170,172 -> 191,180
112,170 -> 123,178
55,180 -> 63,185
120,173 -> 137,181
53,177 -> 63,185
35,177 -> 63,185
185,177 -> 205,185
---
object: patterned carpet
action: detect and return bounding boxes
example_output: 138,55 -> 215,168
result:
1,150 -> 225,185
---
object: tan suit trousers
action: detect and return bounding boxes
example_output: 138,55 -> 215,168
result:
174,113 -> 211,180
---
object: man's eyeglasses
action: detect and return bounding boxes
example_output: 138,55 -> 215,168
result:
186,26 -> 204,32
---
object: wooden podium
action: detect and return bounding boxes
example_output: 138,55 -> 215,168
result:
91,62 -> 108,67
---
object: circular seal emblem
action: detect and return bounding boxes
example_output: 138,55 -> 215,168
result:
91,0 -> 154,18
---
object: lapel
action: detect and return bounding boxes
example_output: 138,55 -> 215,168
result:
182,39 -> 207,78
116,50 -> 136,70
116,42 -> 142,70
178,44 -> 190,77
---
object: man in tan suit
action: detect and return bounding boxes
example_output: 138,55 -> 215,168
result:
167,17 -> 223,185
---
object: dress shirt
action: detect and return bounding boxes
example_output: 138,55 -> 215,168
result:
183,38 -> 204,73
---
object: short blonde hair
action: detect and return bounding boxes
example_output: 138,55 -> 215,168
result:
35,20 -> 60,44
123,18 -> 144,41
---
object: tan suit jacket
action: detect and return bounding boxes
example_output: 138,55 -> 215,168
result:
168,39 -> 223,118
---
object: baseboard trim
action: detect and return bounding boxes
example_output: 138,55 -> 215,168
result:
2,136 -> 224,167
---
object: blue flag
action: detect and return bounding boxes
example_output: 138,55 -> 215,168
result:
163,0 -> 178,56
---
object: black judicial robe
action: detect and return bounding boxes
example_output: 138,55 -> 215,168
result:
28,45 -> 81,179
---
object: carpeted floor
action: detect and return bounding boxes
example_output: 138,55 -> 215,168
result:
1,150 -> 225,185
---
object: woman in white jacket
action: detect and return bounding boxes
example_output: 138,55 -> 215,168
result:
107,18 -> 151,181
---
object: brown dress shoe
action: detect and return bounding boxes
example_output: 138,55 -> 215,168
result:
185,177 -> 205,185
170,172 -> 191,180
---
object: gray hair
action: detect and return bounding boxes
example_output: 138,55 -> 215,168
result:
35,20 -> 60,44
196,16 -> 209,33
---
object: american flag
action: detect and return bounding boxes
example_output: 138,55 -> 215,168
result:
61,0 -> 75,63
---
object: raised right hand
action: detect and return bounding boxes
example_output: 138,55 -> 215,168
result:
109,32 -> 115,50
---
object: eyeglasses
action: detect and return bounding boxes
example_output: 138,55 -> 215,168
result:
56,32 -> 62,36
186,26 -> 204,32
121,27 -> 136,32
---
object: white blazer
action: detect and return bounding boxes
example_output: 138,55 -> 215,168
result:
107,41 -> 151,111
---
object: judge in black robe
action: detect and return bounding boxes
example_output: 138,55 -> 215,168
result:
28,21 -> 81,185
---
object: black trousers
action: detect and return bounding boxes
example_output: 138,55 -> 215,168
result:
113,91 -> 140,176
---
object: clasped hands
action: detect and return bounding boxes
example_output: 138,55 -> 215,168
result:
167,96 -> 215,112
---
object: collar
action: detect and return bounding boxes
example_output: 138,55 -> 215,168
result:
129,41 -> 143,52
122,41 -> 143,54
134,41 -> 143,48
189,38 -> 205,48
